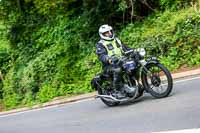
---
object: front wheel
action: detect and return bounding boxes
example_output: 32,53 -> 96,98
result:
141,63 -> 173,98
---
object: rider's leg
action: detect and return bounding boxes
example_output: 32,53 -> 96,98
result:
113,68 -> 122,90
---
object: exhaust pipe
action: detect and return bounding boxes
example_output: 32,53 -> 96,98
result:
96,94 -> 130,102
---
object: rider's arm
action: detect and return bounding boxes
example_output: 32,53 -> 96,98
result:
122,44 -> 133,52
115,37 -> 133,52
96,43 -> 110,64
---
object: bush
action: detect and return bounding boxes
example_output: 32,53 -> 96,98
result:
120,7 -> 200,70
0,0 -> 199,109
37,83 -> 57,103
1,15 -> 98,108
159,0 -> 191,10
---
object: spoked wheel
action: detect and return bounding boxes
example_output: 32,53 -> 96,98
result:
97,81 -> 120,107
142,63 -> 173,98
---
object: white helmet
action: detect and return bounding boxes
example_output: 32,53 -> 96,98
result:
99,24 -> 115,41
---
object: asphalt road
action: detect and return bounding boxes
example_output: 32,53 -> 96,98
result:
0,77 -> 200,133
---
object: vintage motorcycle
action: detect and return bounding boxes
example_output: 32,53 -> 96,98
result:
91,48 -> 173,107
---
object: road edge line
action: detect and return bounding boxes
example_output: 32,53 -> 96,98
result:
0,68 -> 200,116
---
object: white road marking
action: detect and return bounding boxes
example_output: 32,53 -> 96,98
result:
0,76 -> 200,117
173,76 -> 200,84
153,128 -> 200,133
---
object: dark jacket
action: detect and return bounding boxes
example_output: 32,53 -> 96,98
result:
96,38 -> 132,69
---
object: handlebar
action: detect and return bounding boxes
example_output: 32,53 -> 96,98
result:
110,56 -> 127,66
124,49 -> 134,55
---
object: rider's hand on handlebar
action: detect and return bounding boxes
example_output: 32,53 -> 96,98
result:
108,59 -> 112,64
108,56 -> 119,64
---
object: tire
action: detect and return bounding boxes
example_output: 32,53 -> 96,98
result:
141,63 -> 173,98
97,87 -> 120,107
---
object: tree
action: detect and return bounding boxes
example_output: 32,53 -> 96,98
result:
0,70 -> 3,82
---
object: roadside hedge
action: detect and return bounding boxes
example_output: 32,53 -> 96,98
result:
0,1 -> 199,109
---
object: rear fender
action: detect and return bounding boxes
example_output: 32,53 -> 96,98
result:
91,75 -> 101,90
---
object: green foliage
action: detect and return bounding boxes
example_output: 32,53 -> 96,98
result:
37,83 -> 57,103
159,0 -> 191,10
117,0 -> 128,12
120,8 -> 200,70
0,8 -> 99,108
2,67 -> 22,109
0,0 -> 199,109
0,22 -> 11,100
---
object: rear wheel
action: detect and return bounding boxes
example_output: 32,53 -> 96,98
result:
97,79 -> 120,107
141,63 -> 173,98
97,87 -> 120,107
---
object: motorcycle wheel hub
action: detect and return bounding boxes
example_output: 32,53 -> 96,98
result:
151,75 -> 161,87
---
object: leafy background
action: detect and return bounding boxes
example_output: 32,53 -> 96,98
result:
0,0 -> 199,109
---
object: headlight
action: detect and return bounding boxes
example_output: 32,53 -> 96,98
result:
136,48 -> 146,57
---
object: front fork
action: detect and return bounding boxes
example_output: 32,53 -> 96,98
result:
140,58 -> 160,91
140,59 -> 151,76
140,58 -> 160,76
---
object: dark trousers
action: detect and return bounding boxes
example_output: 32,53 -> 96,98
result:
103,65 -> 122,90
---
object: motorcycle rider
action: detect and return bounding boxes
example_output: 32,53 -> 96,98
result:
96,24 -> 136,98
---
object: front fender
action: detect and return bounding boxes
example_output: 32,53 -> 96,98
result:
141,58 -> 160,92
145,57 -> 160,65
141,57 -> 160,75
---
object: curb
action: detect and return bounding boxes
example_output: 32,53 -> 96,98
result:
0,92 -> 97,116
0,68 -> 200,116
172,69 -> 200,80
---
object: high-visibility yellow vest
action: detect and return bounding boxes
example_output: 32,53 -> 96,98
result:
101,39 -> 123,57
